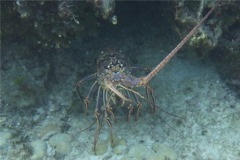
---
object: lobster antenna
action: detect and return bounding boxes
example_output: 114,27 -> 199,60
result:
142,1 -> 218,86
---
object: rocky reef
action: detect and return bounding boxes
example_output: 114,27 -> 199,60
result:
173,0 -> 240,96
1,0 -> 116,50
88,0 -> 116,21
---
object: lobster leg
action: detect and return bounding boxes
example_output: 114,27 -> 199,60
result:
106,82 -> 131,102
145,85 -> 156,113
76,73 -> 97,96
105,107 -> 115,147
84,81 -> 98,114
107,106 -> 116,122
131,92 -> 142,121
127,103 -> 133,121
76,73 -> 97,114
93,86 -> 101,154
103,89 -> 116,147
135,102 -> 142,121
119,84 -> 145,99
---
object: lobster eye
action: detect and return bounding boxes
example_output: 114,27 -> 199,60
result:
104,65 -> 110,70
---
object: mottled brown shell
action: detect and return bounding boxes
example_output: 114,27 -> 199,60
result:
97,48 -> 130,81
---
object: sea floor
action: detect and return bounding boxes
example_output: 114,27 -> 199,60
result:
1,18 -> 240,160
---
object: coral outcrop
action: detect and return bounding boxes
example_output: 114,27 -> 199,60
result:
1,0 -> 116,50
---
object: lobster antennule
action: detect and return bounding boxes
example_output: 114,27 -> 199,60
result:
140,1 -> 217,86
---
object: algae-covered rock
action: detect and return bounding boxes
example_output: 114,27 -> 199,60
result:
95,139 -> 108,155
1,1 -> 111,50
113,145 -> 127,155
127,142 -> 177,160
48,133 -> 73,154
151,142 -> 177,160
30,139 -> 46,160
110,134 -> 127,155
0,131 -> 12,146
108,134 -> 127,146
89,0 -> 116,20
128,144 -> 155,160
38,121 -> 61,140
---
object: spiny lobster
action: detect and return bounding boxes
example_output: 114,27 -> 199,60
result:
76,2 -> 218,154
